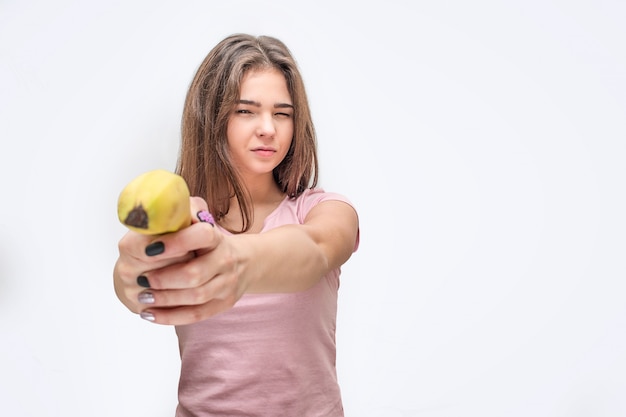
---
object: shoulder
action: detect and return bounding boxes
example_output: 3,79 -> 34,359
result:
292,188 -> 356,221
264,188 -> 356,228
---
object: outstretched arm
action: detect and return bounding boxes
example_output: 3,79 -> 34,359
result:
113,197 -> 359,325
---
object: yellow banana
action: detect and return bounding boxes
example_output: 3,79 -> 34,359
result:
117,169 -> 191,235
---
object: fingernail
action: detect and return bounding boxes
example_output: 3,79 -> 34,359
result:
197,210 -> 215,226
137,275 -> 150,288
140,311 -> 155,322
145,241 -> 165,256
138,291 -> 155,304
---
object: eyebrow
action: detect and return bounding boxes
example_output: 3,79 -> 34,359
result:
237,99 -> 294,109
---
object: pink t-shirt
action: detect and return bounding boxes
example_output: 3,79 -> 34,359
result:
175,188 -> 359,417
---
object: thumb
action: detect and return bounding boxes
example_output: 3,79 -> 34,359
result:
189,196 -> 215,226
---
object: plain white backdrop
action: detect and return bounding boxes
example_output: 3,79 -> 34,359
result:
1,1 -> 625,416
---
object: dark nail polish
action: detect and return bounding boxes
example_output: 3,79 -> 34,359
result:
145,241 -> 165,256
137,275 -> 150,288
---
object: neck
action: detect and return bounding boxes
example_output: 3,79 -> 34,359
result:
240,173 -> 284,204
222,176 -> 286,233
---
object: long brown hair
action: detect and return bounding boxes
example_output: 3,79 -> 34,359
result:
177,34 -> 318,233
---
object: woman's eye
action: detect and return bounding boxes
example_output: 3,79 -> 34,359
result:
236,109 -> 252,114
275,112 -> 292,117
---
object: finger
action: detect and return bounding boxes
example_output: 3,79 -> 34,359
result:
118,229 -> 154,260
118,231 -> 196,283
137,269 -> 238,308
119,196 -> 212,262
189,196 -> 215,226
138,297 -> 238,325
118,228 -> 188,263
141,243 -> 228,290
137,220 -> 219,263
190,195 -> 208,214
114,249 -> 197,314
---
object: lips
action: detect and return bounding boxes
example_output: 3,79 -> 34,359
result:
252,147 -> 276,157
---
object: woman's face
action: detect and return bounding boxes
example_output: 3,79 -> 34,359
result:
226,68 -> 294,181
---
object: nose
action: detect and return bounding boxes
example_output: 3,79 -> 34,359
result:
256,113 -> 276,138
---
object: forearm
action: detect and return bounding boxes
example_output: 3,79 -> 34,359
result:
232,224 -> 329,293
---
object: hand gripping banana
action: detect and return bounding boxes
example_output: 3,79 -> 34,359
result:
117,169 -> 192,235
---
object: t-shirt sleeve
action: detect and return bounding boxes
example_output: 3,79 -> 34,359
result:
297,188 -> 360,252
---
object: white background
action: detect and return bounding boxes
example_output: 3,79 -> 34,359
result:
1,1 -> 625,416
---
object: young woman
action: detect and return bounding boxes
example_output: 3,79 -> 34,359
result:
113,33 -> 359,416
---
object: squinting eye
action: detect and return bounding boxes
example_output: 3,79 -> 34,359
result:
236,109 -> 252,114
276,112 -> 292,117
